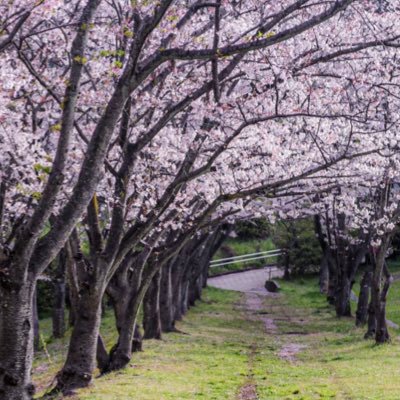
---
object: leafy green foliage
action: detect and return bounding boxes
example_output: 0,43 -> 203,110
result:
235,218 -> 271,240
272,218 -> 322,276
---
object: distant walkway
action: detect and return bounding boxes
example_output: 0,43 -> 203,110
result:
208,266 -> 283,294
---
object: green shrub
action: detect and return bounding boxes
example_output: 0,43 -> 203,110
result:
235,218 -> 271,240
272,218 -> 321,276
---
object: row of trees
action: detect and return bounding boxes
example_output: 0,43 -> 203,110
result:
1,1 -> 400,398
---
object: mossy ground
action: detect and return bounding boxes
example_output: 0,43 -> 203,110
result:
34,270 -> 400,399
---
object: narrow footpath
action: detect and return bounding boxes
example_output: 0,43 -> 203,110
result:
209,269 -> 400,399
208,269 -> 308,400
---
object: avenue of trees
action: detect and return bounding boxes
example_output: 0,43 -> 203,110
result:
1,0 -> 400,399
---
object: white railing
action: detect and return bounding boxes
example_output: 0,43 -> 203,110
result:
209,249 -> 284,268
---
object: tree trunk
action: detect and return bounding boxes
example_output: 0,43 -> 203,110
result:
33,288 -> 40,351
335,275 -> 352,317
280,247 -> 290,281
107,319 -> 136,371
96,335 -> 110,373
187,243 -> 210,307
364,298 -> 376,339
67,286 -> 76,327
319,253 -> 329,294
326,257 -> 337,305
171,259 -> 184,322
173,279 -> 183,321
375,267 -> 392,344
356,270 -> 371,326
104,250 -> 153,372
0,281 -> 36,400
375,286 -> 390,343
52,252 -> 66,338
160,262 -> 175,332
314,215 -> 332,297
367,239 -> 392,344
53,290 -> 103,395
201,255 -> 209,288
132,324 -> 143,352
105,297 -> 142,372
188,276 -> 202,307
143,270 -> 162,340
181,279 -> 189,316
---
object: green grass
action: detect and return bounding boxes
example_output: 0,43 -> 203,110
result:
209,238 -> 277,276
253,276 -> 400,400
34,289 -> 258,399
34,272 -> 400,399
78,290 -> 256,400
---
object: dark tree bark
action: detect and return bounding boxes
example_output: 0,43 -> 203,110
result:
54,287 -> 104,395
283,251 -> 291,281
96,335 -> 110,373
365,256 -> 376,339
365,298 -> 376,339
319,253 -> 329,294
181,279 -> 190,316
314,214 -> 336,300
187,233 -> 218,306
171,255 -> 185,323
106,294 -> 142,371
365,234 -> 393,344
52,227 -> 109,394
52,250 -> 67,338
143,270 -> 162,340
0,280 -> 36,400
132,325 -> 143,353
356,270 -> 372,327
103,250 -> 150,372
374,259 -> 392,344
326,257 -> 337,305
103,232 -> 187,373
188,275 -> 203,307
187,265 -> 201,308
179,239 -> 205,312
334,242 -> 367,317
171,241 -> 197,322
66,287 -> 76,328
375,273 -> 391,344
160,261 -> 175,332
335,275 -> 352,317
33,288 -> 40,351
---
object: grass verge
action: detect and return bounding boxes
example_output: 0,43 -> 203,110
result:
34,271 -> 400,399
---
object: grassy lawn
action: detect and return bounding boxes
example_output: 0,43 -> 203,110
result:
34,272 -> 400,399
34,289 -> 258,399
254,276 -> 400,400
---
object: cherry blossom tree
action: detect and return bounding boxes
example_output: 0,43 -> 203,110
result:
1,1 -> 400,398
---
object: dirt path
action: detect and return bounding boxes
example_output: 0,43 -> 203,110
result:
209,270 -> 307,358
209,270 -> 308,399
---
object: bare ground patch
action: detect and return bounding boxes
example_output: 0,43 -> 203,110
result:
278,343 -> 308,362
244,292 -> 279,334
237,382 -> 258,400
243,289 -> 310,362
